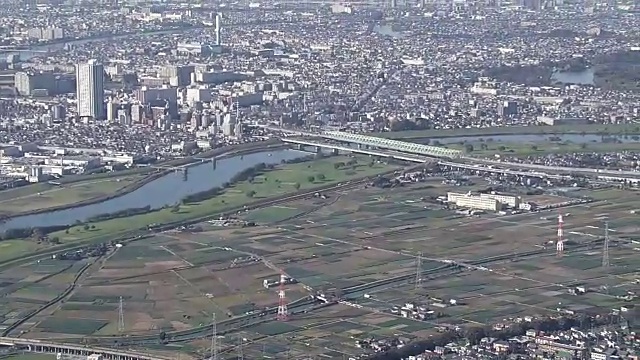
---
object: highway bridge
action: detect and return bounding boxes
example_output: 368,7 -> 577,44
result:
282,138 -> 436,163
272,127 -> 640,182
266,127 -> 462,159
283,137 -> 567,178
0,337 -> 170,360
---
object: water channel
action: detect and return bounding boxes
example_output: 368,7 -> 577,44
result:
0,150 -> 307,232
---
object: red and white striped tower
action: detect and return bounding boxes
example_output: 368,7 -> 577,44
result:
556,213 -> 564,256
276,271 -> 289,321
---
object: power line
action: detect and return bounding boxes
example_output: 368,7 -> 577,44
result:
237,337 -> 244,360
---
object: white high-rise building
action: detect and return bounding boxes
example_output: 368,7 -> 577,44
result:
76,59 -> 105,120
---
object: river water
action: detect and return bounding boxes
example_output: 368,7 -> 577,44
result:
0,150 -> 306,232
551,68 -> 595,86
1,28 -> 185,61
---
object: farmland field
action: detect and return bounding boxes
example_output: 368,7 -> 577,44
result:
1,171 -> 638,359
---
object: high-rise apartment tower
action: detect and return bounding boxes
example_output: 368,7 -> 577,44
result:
76,59 -> 105,120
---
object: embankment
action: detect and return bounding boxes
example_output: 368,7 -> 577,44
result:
0,162 -> 400,269
0,140 -> 285,221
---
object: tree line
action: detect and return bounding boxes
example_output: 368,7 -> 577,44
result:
181,162 -> 273,204
86,205 -> 152,222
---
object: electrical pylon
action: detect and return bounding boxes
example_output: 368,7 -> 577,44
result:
210,313 -> 217,360
556,214 -> 564,257
237,338 -> 244,360
602,221 -> 610,268
277,271 -> 289,321
118,296 -> 125,333
414,252 -> 422,289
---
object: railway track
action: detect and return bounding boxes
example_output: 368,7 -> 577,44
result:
4,174 -> 389,342
61,241 -> 606,346
2,261 -> 94,336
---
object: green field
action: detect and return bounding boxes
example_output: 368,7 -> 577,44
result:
37,317 -> 109,335
0,175 -> 143,216
0,240 -> 42,262
45,156 -> 396,247
375,123 -> 640,139
448,139 -> 640,156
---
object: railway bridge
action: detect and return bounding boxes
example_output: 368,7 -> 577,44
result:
0,337 -> 170,360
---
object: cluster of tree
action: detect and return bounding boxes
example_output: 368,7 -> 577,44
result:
484,64 -> 553,87
367,314 -> 616,360
182,187 -> 223,204
229,162 -> 272,184
592,51 -> 640,92
280,155 -> 316,165
86,205 -> 152,222
0,225 -> 69,241
182,163 -> 273,204
333,158 -> 359,170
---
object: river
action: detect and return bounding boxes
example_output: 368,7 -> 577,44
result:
1,28 -> 193,61
551,68 -> 595,86
0,149 -> 306,232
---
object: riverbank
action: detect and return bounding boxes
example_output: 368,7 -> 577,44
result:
0,155 -> 399,263
0,141 -> 287,222
375,123 -> 640,140
0,173 -> 163,220
52,155 -> 394,242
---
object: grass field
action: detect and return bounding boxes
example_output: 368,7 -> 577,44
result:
446,139 -> 640,156
4,168 -> 638,358
0,240 -> 43,262
0,175 -> 143,216
375,123 -> 640,139
49,156 -> 396,243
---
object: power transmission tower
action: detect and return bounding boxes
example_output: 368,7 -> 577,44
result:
415,252 -> 422,289
237,338 -> 244,360
118,296 -> 125,333
210,313 -> 218,360
602,221 -> 610,268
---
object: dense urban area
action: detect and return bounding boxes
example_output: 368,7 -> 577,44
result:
0,0 -> 638,360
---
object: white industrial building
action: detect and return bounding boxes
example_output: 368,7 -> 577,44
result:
480,192 -> 521,208
447,192 -> 500,212
447,192 -> 522,212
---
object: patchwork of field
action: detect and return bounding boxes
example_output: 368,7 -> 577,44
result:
1,181 -> 638,359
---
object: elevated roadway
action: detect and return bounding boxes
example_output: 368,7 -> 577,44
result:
0,337 -> 170,360
273,128 -> 640,181
266,127 -> 462,159
283,138 -> 566,178
282,138 -> 436,163
465,157 -> 640,180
